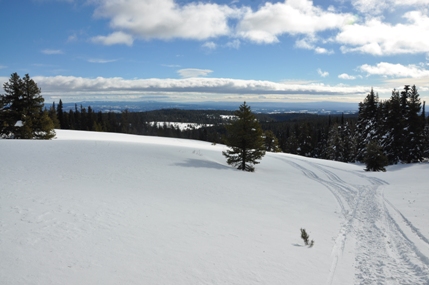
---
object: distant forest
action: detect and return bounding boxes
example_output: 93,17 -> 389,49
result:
48,85 -> 429,165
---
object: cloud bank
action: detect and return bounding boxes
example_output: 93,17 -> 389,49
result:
0,75 -> 381,103
359,62 -> 429,78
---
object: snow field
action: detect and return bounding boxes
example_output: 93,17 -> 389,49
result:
1,130 -> 428,284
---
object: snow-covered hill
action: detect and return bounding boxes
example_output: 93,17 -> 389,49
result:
1,130 -> 428,284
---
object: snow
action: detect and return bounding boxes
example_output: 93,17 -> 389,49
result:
220,115 -> 236,120
1,130 -> 428,284
148,121 -> 213,131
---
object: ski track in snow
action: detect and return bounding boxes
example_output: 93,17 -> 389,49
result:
274,156 -> 429,285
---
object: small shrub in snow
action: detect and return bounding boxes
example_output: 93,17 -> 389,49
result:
300,228 -> 314,248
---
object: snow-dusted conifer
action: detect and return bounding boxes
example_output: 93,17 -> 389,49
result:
355,88 -> 380,162
382,90 -> 402,164
402,85 -> 424,163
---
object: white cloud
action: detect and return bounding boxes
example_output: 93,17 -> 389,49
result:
88,58 -> 118,63
338,73 -> 356,80
318,68 -> 329,77
314,47 -> 334,54
295,38 -> 314,50
67,34 -> 78,42
92,0 -> 240,41
177,69 -> 213,78
351,0 -> 429,15
162,64 -> 181,68
350,0 -> 389,15
41,49 -> 64,55
202,42 -> 217,50
337,11 -> 429,55
84,0 -> 429,58
225,39 -> 241,49
91,31 -> 134,46
295,37 -> 334,54
90,0 -> 356,45
0,65 -> 7,69
359,62 -> 429,78
236,0 -> 355,44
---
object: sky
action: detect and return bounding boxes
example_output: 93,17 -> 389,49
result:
1,0 -> 429,104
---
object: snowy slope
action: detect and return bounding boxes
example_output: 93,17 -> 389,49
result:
1,130 -> 428,285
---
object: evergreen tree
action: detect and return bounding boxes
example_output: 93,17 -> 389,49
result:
355,88 -> 380,162
398,85 -> 411,161
285,132 -> 299,154
314,127 -> 328,159
325,123 -> 345,161
364,141 -> 388,172
222,102 -> 265,172
264,130 -> 281,152
403,85 -> 424,163
121,109 -> 130,133
87,106 -> 96,131
382,90 -> 402,164
422,101 -> 429,158
34,110 -> 56,139
80,105 -> 88,130
48,102 -> 60,129
341,120 -> 356,162
297,122 -> 313,157
0,73 -> 55,139
57,99 -> 64,128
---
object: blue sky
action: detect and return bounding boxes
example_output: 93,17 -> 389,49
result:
1,0 -> 429,104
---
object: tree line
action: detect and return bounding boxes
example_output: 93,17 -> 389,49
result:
261,85 -> 428,166
2,73 -> 428,170
51,87 -> 428,168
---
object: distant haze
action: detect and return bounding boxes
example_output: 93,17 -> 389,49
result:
59,101 -> 359,114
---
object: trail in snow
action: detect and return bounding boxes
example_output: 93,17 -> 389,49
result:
275,156 -> 429,285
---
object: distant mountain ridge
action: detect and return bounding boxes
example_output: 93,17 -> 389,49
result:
60,100 -> 358,114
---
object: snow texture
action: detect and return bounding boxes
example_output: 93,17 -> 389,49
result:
148,122 -> 213,131
1,130 -> 428,284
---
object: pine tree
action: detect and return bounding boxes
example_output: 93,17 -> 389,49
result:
382,90 -> 402,164
57,99 -> 64,128
285,132 -> 299,154
341,120 -> 356,162
364,141 -> 388,172
34,110 -> 56,139
48,102 -> 60,129
325,123 -> 342,161
297,122 -> 313,157
422,101 -> 429,158
403,85 -> 424,163
355,88 -> 380,162
398,85 -> 411,161
264,130 -> 281,152
314,127 -> 328,159
222,102 -> 266,172
0,73 -> 55,139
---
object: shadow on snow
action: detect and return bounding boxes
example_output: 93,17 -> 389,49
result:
173,158 -> 230,170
